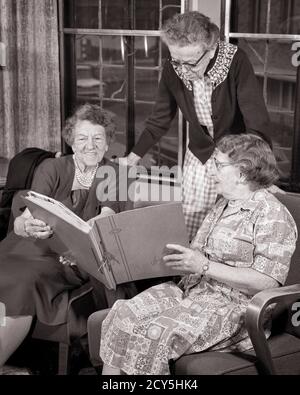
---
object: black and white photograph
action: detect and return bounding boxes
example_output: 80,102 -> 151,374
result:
0,0 -> 299,382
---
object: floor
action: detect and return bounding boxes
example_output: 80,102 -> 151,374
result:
1,335 -> 99,375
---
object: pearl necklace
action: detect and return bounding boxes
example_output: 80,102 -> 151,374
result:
73,155 -> 99,188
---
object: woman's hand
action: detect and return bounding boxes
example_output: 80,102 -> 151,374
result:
163,244 -> 208,274
14,211 -> 53,239
113,152 -> 141,167
23,218 -> 53,239
59,251 -> 77,266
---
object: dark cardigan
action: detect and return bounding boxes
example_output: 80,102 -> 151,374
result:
132,45 -> 271,164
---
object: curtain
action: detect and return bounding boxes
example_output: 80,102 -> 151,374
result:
0,0 -> 61,160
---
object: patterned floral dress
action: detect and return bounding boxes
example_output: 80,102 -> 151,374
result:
100,190 -> 297,375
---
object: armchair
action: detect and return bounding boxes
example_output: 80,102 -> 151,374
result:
8,188 -> 97,375
87,192 -> 300,375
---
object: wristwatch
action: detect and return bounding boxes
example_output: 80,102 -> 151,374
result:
201,258 -> 210,276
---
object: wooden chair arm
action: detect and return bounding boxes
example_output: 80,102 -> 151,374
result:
67,282 -> 95,341
87,308 -> 110,367
246,284 -> 300,375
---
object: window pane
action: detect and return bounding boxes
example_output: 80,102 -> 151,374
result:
102,37 -> 125,65
63,1 -> 184,170
236,38 -> 296,182
135,103 -> 179,168
136,70 -> 159,102
64,0 -> 181,30
103,101 -> 127,158
231,0 -> 300,35
135,37 -> 160,67
75,35 -> 101,101
102,67 -> 126,100
64,0 -> 99,29
269,0 -> 300,34
75,35 -> 127,102
135,0 -> 160,30
100,0 -> 131,29
231,0 -> 268,33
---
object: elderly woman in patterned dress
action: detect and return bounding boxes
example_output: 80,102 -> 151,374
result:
100,134 -> 297,375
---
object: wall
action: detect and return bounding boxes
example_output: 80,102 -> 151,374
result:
189,0 -> 222,27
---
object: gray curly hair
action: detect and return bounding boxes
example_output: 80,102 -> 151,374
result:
161,11 -> 220,49
62,103 -> 116,146
216,134 -> 279,191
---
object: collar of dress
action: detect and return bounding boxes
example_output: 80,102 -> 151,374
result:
172,41 -> 238,91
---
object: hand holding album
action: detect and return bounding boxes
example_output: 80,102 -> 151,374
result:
23,216 -> 53,239
22,191 -> 189,290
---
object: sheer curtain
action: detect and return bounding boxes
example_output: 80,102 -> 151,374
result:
0,0 -> 61,161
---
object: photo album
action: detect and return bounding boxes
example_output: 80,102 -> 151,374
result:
22,191 -> 189,289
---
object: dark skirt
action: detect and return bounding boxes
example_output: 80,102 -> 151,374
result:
0,231 -> 139,325
0,231 -> 85,325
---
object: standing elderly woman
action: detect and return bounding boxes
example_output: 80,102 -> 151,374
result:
0,103 -> 126,367
100,134 -> 297,376
120,11 -> 272,240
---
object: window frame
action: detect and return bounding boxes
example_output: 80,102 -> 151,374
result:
222,0 -> 300,191
58,0 -> 187,172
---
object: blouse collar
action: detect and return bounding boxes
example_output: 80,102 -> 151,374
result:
171,41 -> 238,91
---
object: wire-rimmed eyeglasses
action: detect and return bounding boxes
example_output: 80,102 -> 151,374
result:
170,49 -> 209,69
213,157 -> 235,171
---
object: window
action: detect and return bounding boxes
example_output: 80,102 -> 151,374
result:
59,0 -> 186,171
223,0 -> 300,191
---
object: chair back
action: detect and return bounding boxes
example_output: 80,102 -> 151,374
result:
275,193 -> 300,286
273,192 -> 300,338
0,149 -> 55,238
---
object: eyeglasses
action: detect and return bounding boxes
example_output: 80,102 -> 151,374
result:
170,50 -> 209,69
213,157 -> 235,171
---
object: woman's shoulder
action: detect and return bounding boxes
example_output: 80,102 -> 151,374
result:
38,155 -> 73,170
34,155 -> 74,179
229,45 -> 256,74
254,190 -> 297,230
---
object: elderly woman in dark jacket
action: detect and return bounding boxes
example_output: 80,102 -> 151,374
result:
120,11 -> 272,241
0,104 -> 133,367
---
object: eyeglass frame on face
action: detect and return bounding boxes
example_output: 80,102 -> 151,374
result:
170,49 -> 210,69
213,156 -> 236,171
